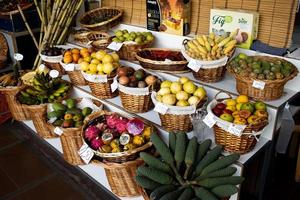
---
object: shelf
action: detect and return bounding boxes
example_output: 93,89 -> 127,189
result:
0,28 -> 40,37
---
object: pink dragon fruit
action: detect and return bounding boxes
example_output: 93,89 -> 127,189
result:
106,114 -> 120,129
115,117 -> 129,133
84,125 -> 100,141
96,122 -> 107,131
126,119 -> 145,135
90,138 -> 104,150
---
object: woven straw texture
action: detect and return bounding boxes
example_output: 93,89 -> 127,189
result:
228,56 -> 298,101
95,159 -> 144,197
0,86 -> 30,121
0,33 -> 8,69
119,91 -> 152,113
193,65 -> 227,83
101,0 -> 298,48
43,61 -> 65,76
88,31 -> 111,50
79,7 -> 123,31
117,40 -> 153,61
87,80 -> 118,99
67,70 -> 86,86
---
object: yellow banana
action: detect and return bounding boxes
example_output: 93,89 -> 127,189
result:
225,39 -> 237,48
207,38 -> 215,47
229,29 -> 239,38
204,41 -> 211,52
215,35 -> 225,44
209,32 -> 215,41
218,36 -> 232,47
202,35 -> 208,43
196,36 -> 205,46
224,43 -> 236,54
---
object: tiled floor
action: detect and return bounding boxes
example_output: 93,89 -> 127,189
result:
0,121 -> 117,200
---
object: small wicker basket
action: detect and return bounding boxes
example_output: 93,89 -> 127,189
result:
47,98 -> 102,165
60,62 -> 86,86
227,56 -> 299,101
95,159 -> 144,197
151,92 -> 207,132
40,54 -> 65,76
0,86 -> 31,121
116,40 -> 154,61
88,31 -> 111,50
135,48 -> 189,73
208,92 -> 269,154
83,110 -> 155,163
81,71 -> 118,99
72,29 -> 91,44
79,7 -> 123,31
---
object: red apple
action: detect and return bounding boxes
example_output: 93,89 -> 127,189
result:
223,109 -> 233,115
216,103 -> 226,110
212,107 -> 223,117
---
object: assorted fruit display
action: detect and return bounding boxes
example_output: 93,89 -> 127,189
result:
136,133 -> 244,199
212,95 -> 268,125
112,30 -> 155,44
83,113 -> 152,152
184,30 -> 238,61
228,53 -> 296,80
156,77 -> 206,107
47,99 -> 93,128
117,67 -> 159,88
41,47 -> 63,57
79,49 -> 120,75
17,73 -> 71,105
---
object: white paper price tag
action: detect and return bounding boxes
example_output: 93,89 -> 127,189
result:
111,78 -> 118,92
53,127 -> 63,136
78,143 -> 94,164
49,70 -> 59,78
14,53 -> 23,61
65,64 -> 75,71
107,42 -> 123,51
48,117 -> 57,124
252,80 -> 265,90
203,113 -> 217,128
39,64 -> 46,71
227,124 -> 246,137
187,59 -> 201,72
154,103 -> 169,114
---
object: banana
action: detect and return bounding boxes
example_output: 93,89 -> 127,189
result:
20,91 -> 31,98
224,43 -> 236,54
26,88 -> 39,96
207,38 -> 215,47
53,92 -> 62,97
217,36 -> 232,47
225,39 -> 237,48
196,36 -> 205,46
209,32 -> 215,41
204,41 -> 211,52
215,35 -> 225,44
202,35 -> 208,43
229,29 -> 239,38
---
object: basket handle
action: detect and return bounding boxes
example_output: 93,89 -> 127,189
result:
182,39 -> 189,46
214,91 -> 232,102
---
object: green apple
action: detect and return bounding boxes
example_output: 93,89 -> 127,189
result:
220,113 -> 234,122
241,103 -> 255,114
254,101 -> 267,111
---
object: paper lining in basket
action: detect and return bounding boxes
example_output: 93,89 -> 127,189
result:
40,54 -> 63,63
60,61 -> 81,72
181,46 -> 228,70
151,92 -> 197,115
118,83 -> 150,96
81,71 -> 110,83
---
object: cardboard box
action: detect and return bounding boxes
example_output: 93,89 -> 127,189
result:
146,0 -> 191,36
209,8 -> 259,49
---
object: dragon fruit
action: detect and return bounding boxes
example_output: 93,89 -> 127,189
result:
126,119 -> 145,135
84,125 -> 100,141
90,138 -> 104,150
106,114 -> 120,129
115,117 -> 129,133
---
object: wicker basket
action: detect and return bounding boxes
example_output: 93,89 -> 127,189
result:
0,2 -> 33,15
60,62 -> 86,86
182,39 -> 234,83
72,29 -> 91,44
0,86 -> 30,121
227,56 -> 299,101
95,159 -> 144,197
135,48 -> 189,73
81,71 -> 118,99
208,92 -> 269,154
151,92 -> 207,132
116,40 -> 154,61
0,33 -> 8,69
83,110 -> 155,163
79,7 -> 123,31
47,98 -> 102,165
41,53 -> 65,76
88,31 -> 111,50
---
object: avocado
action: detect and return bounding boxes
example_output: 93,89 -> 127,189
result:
66,108 -> 82,115
261,61 -> 270,70
82,107 -> 93,117
134,69 -> 145,81
73,114 -> 83,122
52,119 -> 64,126
52,103 -> 67,112
75,121 -> 84,128
47,110 -> 65,119
65,99 -> 76,109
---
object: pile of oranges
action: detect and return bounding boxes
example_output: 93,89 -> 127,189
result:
63,48 -> 92,64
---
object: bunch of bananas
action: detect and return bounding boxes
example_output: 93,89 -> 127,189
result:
184,30 -> 238,61
18,73 -> 71,105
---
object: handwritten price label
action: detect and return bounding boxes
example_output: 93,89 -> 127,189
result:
78,143 -> 94,164
154,103 -> 169,114
252,80 -> 265,90
111,78 -> 118,92
64,64 -> 75,71
203,113 -> 217,128
49,70 -> 59,78
53,127 -> 63,136
227,124 -> 246,137
187,59 -> 202,72
107,42 -> 123,51
14,53 -> 23,61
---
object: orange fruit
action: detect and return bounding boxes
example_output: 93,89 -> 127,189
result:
81,52 -> 90,58
72,53 -> 80,63
80,48 -> 89,55
64,50 -> 72,56
63,54 -> 72,64
71,48 -> 80,54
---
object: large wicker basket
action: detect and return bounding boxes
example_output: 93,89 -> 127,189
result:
60,62 -> 86,86
81,71 -> 118,99
208,92 -> 269,154
135,48 -> 189,73
83,110 -> 155,163
95,159 -> 144,197
227,56 -> 298,101
115,40 -> 154,61
79,7 -> 123,31
151,92 -> 207,132
47,98 -> 102,165
182,39 -> 234,83
0,33 -> 8,69
0,86 -> 31,121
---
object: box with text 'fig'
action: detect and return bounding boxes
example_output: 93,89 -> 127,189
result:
209,9 -> 259,49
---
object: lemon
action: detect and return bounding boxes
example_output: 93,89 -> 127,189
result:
80,61 -> 89,71
226,99 -> 237,106
102,54 -> 114,64
236,95 -> 249,103
95,50 -> 106,60
111,53 -> 120,62
89,63 -> 98,74
97,63 -> 104,72
91,59 -> 100,65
